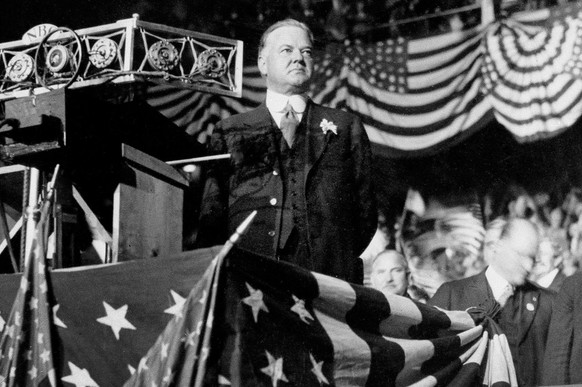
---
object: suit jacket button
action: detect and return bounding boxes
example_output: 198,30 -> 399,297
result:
273,170 -> 279,176
270,198 -> 277,205
268,231 -> 275,237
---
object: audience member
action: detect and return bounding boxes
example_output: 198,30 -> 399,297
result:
370,250 -> 410,297
542,271 -> 582,384
429,218 -> 554,386
530,237 -> 566,292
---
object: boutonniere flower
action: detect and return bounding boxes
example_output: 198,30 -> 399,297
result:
320,119 -> 338,135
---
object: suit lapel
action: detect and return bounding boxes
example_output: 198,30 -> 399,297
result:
471,271 -> 493,304
243,103 -> 282,171
516,285 -> 540,344
303,101 -> 331,185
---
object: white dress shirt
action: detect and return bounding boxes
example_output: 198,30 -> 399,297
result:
536,268 -> 559,288
485,266 -> 514,303
265,89 -> 307,128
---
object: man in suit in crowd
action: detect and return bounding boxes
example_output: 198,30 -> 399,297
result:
370,250 -> 410,297
542,271 -> 582,384
530,237 -> 566,292
198,19 -> 377,284
428,218 -> 553,386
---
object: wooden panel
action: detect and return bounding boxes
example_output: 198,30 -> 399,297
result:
113,145 -> 186,262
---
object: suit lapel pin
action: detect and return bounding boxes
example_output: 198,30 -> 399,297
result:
526,302 -> 535,311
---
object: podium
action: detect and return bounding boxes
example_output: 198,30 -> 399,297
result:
0,87 -> 201,268
113,144 -> 188,262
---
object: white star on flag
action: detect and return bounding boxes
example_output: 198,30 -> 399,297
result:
164,290 -> 186,319
53,304 -> 67,328
218,375 -> 231,385
96,302 -> 136,340
40,348 -> 51,363
29,297 -> 38,310
162,368 -> 174,384
27,365 -> 38,380
309,353 -> 329,385
261,351 -> 288,387
137,357 -> 149,373
290,295 -> 314,324
161,342 -> 169,360
241,282 -> 269,323
128,364 -> 136,375
61,361 -> 98,387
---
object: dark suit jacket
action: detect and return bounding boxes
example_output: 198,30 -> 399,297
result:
428,270 -> 554,386
546,270 -> 567,293
542,271 -> 582,385
198,100 -> 376,283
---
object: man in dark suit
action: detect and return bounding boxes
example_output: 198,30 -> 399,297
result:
198,19 -> 377,284
428,218 -> 553,386
542,271 -> 582,384
530,237 -> 567,292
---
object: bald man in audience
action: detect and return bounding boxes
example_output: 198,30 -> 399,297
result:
428,218 -> 554,386
370,250 -> 410,297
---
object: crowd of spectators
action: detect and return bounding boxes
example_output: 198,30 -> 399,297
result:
366,184 -> 582,301
130,0 -> 567,47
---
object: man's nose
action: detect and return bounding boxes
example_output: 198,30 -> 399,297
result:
291,48 -> 304,62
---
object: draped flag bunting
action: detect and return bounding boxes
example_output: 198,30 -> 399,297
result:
310,28 -> 492,158
0,248 -> 220,386
0,225 -> 56,386
0,245 -> 517,386
125,248 -> 516,387
145,3 -> 582,158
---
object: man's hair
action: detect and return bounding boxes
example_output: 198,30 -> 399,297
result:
372,249 -> 409,273
484,217 -> 507,248
257,19 -> 314,58
485,217 -> 537,251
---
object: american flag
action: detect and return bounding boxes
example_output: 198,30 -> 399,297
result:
481,2 -> 582,141
0,247 -> 222,386
0,226 -> 56,387
0,241 -> 516,386
143,3 -> 582,158
125,248 -> 515,386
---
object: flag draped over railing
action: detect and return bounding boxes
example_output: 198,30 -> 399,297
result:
125,248 -> 516,387
145,3 -> 582,158
0,241 -> 516,386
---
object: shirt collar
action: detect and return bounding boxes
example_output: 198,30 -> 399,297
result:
485,266 -> 513,302
266,89 -> 307,113
536,268 -> 559,288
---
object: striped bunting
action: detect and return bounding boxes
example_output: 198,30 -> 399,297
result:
126,248 -> 515,386
310,27 -> 492,157
482,3 -> 582,141
143,5 -> 582,157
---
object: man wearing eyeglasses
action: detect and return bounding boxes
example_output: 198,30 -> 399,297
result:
428,218 -> 554,386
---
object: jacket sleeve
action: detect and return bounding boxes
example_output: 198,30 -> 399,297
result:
427,282 -> 452,310
196,122 -> 229,247
350,115 -> 377,255
542,277 -> 575,385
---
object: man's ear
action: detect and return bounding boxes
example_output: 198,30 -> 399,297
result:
258,55 -> 267,77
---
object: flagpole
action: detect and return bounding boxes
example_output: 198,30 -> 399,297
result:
193,210 -> 256,387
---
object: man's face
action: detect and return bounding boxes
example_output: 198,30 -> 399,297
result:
493,225 -> 539,286
370,252 -> 409,296
531,240 -> 560,280
258,25 -> 313,95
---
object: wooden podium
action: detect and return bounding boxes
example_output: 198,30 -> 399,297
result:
113,144 -> 188,262
0,88 -> 201,269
